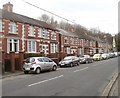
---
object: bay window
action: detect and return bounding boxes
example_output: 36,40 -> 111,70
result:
7,39 -> 19,53
64,47 -> 70,54
28,40 -> 36,52
50,43 -> 58,53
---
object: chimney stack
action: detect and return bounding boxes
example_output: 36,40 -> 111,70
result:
3,2 -> 13,12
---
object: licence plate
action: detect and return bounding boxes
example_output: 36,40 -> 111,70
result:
25,68 -> 30,70
61,63 -> 65,65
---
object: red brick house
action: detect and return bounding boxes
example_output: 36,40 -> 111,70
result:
1,2 -> 112,73
1,2 -> 59,73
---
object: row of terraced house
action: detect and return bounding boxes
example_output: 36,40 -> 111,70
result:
0,2 -> 112,73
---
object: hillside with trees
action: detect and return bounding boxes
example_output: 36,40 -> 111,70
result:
38,14 -> 113,44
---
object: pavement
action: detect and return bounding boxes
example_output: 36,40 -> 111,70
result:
1,71 -> 24,79
111,76 -> 119,97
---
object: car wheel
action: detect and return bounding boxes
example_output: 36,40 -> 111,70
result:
52,65 -> 57,71
24,71 -> 29,74
35,68 -> 41,74
59,65 -> 63,68
77,62 -> 80,66
86,60 -> 89,64
70,63 -> 73,67
91,60 -> 93,63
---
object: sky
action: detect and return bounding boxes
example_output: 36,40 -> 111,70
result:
1,0 -> 119,35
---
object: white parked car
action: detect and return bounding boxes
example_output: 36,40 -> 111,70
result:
23,57 -> 57,74
93,54 -> 102,61
114,52 -> 118,57
101,53 -> 109,60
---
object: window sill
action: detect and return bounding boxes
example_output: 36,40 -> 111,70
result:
27,51 -> 37,53
7,52 -> 19,54
43,37 -> 49,39
51,39 -> 56,40
38,36 -> 43,38
9,32 -> 18,34
28,35 -> 35,37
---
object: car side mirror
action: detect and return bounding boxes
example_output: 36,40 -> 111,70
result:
49,60 -> 53,62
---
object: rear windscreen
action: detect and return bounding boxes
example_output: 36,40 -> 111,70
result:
26,58 -> 35,63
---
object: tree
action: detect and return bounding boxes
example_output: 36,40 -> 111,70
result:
50,17 -> 58,27
115,32 -> 120,51
39,14 -> 50,23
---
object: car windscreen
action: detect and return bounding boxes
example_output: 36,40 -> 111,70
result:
64,56 -> 73,60
94,54 -> 100,57
79,56 -> 84,58
26,58 -> 35,63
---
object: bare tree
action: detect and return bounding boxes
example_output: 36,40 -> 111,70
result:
39,14 -> 50,23
50,17 -> 58,27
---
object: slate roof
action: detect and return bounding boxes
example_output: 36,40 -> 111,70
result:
1,9 -> 58,31
1,9 -> 104,42
58,28 -> 101,41
57,28 -> 78,37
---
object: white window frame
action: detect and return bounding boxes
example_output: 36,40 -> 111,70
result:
9,22 -> 17,34
50,43 -> 58,53
29,26 -> 35,37
43,29 -> 49,39
7,39 -> 19,53
28,40 -> 36,53
90,41 -> 93,47
42,44 -> 49,54
64,36 -> 69,44
38,27 -> 43,38
64,47 -> 70,54
51,31 -> 56,40
71,37 -> 74,44
0,19 -> 2,32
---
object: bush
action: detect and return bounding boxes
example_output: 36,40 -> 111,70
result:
24,53 -> 44,59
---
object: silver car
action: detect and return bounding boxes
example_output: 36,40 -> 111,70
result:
59,56 -> 80,67
23,57 -> 57,74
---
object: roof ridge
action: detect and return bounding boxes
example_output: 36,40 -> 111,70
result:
1,9 -> 58,31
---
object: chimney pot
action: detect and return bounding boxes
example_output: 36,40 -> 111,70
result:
3,2 -> 13,12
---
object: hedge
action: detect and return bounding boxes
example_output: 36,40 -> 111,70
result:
24,53 -> 44,59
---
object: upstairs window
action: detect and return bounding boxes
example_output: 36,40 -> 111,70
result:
38,27 -> 43,38
51,31 -> 56,40
90,41 -> 93,47
9,22 -> 16,34
43,29 -> 49,39
64,36 -> 69,44
29,26 -> 35,36
71,37 -> 74,44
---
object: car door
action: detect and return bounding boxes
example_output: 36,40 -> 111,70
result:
47,58 -> 54,69
37,58 -> 45,70
87,55 -> 90,62
72,56 -> 77,65
42,58 -> 50,70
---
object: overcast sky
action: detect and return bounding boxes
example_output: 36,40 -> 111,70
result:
1,0 -> 119,35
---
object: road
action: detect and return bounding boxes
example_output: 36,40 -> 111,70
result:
2,57 -> 118,96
